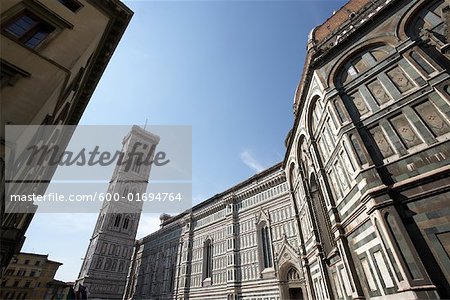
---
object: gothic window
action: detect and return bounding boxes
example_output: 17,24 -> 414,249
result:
114,214 -> 122,227
132,156 -> 141,173
2,10 -> 56,49
101,243 -> 108,254
105,258 -> 112,271
260,225 -> 273,268
414,101 -> 450,137
123,217 -> 130,230
389,114 -> 423,148
337,44 -> 391,86
112,259 -> 117,271
203,239 -> 213,280
96,257 -> 103,269
409,0 -> 448,44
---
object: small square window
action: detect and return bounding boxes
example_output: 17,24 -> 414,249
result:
57,0 -> 82,12
2,10 -> 55,49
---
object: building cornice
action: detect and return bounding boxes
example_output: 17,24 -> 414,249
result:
157,163 -> 284,227
67,0 -> 134,125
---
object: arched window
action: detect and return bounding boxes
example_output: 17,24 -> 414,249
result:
95,257 -> 103,269
123,217 -> 130,230
260,224 -> 273,268
203,239 -> 213,280
408,0 -> 448,44
111,259 -> 117,271
105,258 -> 112,270
132,155 -> 142,173
336,44 -> 391,86
114,214 -> 121,227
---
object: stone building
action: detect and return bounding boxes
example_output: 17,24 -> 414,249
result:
124,0 -> 450,299
75,126 -> 160,299
0,0 -> 133,275
0,252 -> 64,299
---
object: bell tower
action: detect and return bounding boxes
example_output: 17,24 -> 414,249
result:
75,125 -> 160,299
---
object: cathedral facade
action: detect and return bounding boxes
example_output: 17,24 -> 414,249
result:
123,0 -> 450,299
124,165 -> 302,300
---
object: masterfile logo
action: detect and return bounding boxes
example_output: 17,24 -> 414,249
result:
5,125 -> 192,213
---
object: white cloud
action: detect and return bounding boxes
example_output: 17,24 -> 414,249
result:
136,214 -> 161,239
240,150 -> 265,173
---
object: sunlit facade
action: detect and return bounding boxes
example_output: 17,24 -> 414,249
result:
124,0 -> 450,299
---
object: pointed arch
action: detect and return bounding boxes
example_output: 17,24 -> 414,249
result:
203,238 -> 213,281
113,214 -> 122,227
399,0 -> 449,41
333,43 -> 394,88
256,216 -> 274,271
123,216 -> 130,230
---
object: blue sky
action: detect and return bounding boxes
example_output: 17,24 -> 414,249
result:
22,0 -> 346,282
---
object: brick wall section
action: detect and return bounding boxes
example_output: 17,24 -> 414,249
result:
314,0 -> 371,43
